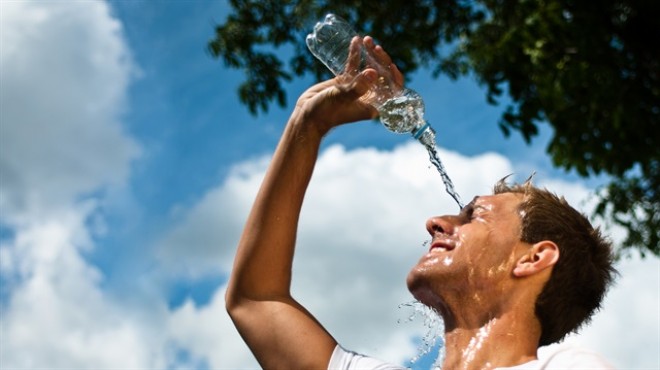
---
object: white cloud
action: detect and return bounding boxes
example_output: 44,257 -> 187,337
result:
0,1 -> 155,368
560,255 -> 660,369
156,156 -> 270,278
167,285 -> 260,369
0,0 -> 140,225
0,202 -> 166,368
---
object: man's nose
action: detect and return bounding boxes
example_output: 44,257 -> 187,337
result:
425,215 -> 456,235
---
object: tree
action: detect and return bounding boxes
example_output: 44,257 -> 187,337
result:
208,0 -> 659,257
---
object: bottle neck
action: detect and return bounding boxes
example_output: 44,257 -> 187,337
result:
412,121 -> 436,148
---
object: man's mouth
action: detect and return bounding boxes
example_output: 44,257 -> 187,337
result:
429,239 -> 455,253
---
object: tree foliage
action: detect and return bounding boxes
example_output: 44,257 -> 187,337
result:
208,0 -> 659,256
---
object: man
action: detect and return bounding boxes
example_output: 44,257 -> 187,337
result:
225,37 -> 617,369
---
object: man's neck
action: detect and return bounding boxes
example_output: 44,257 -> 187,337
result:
440,311 -> 540,370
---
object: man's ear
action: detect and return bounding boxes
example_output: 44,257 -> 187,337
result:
513,241 -> 559,277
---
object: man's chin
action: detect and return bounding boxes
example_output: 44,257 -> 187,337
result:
406,269 -> 433,303
406,268 -> 449,313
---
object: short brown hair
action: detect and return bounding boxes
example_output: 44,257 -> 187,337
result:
494,177 -> 617,346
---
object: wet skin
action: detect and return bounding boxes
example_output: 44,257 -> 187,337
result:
407,193 -> 528,310
406,192 -> 553,369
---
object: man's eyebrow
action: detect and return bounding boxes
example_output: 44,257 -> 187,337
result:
460,197 -> 479,215
466,196 -> 479,208
470,197 -> 491,212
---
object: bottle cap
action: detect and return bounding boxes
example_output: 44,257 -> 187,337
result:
412,121 -> 431,140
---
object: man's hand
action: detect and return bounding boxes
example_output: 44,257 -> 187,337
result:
292,36 -> 404,136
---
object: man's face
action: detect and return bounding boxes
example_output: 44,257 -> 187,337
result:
407,192 -> 530,306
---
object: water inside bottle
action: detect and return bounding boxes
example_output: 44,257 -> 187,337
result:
378,90 -> 425,133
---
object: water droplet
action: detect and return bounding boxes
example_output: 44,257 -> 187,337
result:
397,300 -> 445,367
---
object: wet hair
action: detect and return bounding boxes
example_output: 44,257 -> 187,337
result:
493,176 -> 617,346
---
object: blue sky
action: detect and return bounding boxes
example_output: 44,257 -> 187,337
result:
1,1 -> 658,369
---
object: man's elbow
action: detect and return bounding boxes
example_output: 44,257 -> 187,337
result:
225,285 -> 243,315
224,283 -> 259,318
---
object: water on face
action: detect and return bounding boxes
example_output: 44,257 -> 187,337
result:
398,300 -> 445,369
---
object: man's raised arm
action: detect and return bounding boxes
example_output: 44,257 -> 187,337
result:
225,65 -> 382,369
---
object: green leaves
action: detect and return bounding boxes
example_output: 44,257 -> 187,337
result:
208,0 -> 660,256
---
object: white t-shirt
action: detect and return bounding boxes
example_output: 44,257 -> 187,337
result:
328,344 -> 615,369
328,345 -> 406,370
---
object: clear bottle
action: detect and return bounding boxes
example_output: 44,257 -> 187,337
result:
306,14 -> 436,147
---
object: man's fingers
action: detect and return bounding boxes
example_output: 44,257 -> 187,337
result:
373,45 -> 393,67
389,63 -> 404,86
345,36 -> 363,76
363,36 -> 403,87
364,36 -> 392,66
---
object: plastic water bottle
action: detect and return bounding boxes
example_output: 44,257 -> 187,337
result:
306,14 -> 436,147
306,14 -> 465,209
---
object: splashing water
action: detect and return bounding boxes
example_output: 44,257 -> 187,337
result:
398,300 -> 445,369
425,145 -> 464,209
